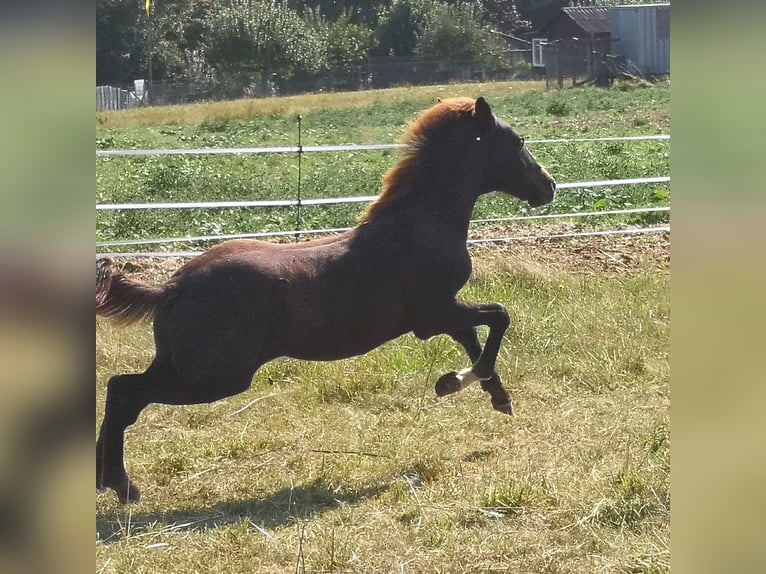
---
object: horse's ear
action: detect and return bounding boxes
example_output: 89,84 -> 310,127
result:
475,96 -> 494,128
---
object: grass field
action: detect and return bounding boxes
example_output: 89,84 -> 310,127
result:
96,234 -> 669,574
96,80 -> 670,252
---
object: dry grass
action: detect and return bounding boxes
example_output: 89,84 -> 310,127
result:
96,236 -> 669,573
95,81 -> 546,128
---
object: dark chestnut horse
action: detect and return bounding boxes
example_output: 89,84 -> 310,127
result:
96,97 -> 556,503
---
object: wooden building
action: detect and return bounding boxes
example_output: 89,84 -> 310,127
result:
533,6 -> 612,85
540,6 -> 612,54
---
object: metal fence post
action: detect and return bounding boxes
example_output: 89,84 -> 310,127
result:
295,115 -> 303,239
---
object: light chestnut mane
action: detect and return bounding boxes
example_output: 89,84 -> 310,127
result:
360,98 -> 477,223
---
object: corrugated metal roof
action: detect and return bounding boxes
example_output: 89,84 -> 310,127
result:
561,6 -> 611,35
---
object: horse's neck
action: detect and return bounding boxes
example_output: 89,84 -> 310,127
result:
364,154 -> 483,241
408,171 -> 481,239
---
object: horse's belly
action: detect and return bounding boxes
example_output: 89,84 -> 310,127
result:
271,262 -> 411,361
275,300 -> 408,362
282,324 -> 406,362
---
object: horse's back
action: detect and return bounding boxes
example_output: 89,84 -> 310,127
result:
172,236 -> 354,279
153,236 -> 361,366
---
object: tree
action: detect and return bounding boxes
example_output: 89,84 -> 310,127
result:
96,0 -> 145,85
480,0 -> 530,33
306,10 -> 377,68
203,0 -> 328,82
416,2 -> 509,67
375,0 -> 435,59
96,0 -> 219,86
288,0 -> 389,26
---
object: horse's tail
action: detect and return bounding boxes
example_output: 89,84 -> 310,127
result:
96,258 -> 165,325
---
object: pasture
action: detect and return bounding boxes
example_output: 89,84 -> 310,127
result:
96,80 -> 669,251
96,81 -> 669,573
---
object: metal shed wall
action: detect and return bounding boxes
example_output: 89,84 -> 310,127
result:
610,4 -> 670,76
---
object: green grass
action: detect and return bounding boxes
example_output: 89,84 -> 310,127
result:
96,81 -> 670,252
96,246 -> 669,573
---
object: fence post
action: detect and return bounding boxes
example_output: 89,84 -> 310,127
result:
556,43 -> 564,89
295,115 -> 303,239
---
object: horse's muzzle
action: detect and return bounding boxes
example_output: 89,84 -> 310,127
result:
528,179 -> 556,207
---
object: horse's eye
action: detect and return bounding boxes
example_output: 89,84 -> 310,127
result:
519,137 -> 525,147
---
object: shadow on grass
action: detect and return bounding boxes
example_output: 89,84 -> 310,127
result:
96,480 -> 390,544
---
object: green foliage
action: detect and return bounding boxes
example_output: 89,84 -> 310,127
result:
139,0 -> 220,85
416,2 -> 508,67
96,0 -> 145,85
375,0 -> 435,58
96,0 -> 675,93
289,0 -> 386,25
545,98 -> 569,116
96,82 -> 670,250
480,0 -> 528,33
305,9 -> 377,68
204,0 -> 327,80
96,0 -> 535,87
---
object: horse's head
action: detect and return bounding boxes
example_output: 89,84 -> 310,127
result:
363,97 -> 556,224
472,97 -> 556,207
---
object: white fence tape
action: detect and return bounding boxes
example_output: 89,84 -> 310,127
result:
97,225 -> 670,258
96,134 -> 670,255
97,207 -> 670,248
96,176 -> 669,212
96,143 -> 403,157
95,135 -> 669,158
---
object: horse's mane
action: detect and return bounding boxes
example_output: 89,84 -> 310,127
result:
360,98 -> 477,223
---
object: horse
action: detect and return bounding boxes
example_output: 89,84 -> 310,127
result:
96,97 -> 556,503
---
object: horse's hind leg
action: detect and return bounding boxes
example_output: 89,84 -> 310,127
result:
97,355 -> 258,503
97,358 -> 182,502
97,369 -> 156,503
436,327 -> 513,415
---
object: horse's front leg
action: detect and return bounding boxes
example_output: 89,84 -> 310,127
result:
441,327 -> 513,415
414,301 -> 512,414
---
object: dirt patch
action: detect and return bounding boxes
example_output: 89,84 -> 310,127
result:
102,228 -> 669,284
469,228 -> 669,275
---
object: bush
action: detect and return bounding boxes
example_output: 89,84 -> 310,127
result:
546,98 -> 569,116
306,9 -> 376,68
204,0 -> 327,79
375,0 -> 435,59
416,2 -> 509,69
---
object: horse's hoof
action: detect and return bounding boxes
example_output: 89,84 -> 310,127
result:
492,399 -> 514,416
435,372 -> 461,396
115,481 -> 141,504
